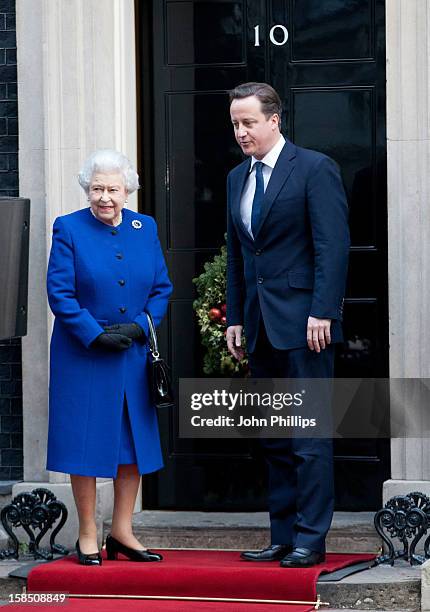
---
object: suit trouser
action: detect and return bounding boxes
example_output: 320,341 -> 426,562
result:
248,321 -> 335,553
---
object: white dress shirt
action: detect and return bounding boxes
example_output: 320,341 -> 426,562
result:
240,135 -> 286,239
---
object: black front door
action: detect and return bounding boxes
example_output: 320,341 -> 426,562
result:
137,0 -> 389,510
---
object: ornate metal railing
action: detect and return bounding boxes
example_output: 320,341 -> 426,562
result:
375,491 -> 430,565
0,488 -> 69,560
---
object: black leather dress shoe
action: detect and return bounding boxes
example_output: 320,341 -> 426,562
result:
105,534 -> 162,562
279,547 -> 325,568
240,544 -> 292,561
75,539 -> 102,566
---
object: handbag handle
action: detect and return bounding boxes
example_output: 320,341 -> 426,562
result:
145,311 -> 160,359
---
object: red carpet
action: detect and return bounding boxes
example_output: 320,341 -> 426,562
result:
5,549 -> 375,611
5,601 -> 314,612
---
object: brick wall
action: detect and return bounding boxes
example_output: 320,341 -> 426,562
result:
0,0 -> 22,481
0,0 -> 17,196
0,339 -> 22,479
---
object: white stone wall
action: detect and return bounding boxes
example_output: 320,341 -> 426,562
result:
387,0 -> 430,380
386,0 -> 430,485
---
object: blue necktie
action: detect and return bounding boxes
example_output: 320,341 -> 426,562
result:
251,161 -> 264,238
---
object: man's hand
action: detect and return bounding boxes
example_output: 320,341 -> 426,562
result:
226,325 -> 245,361
307,317 -> 331,352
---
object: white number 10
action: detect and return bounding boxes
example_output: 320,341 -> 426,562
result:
254,25 -> 289,47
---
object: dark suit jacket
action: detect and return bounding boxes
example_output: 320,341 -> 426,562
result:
226,138 -> 350,353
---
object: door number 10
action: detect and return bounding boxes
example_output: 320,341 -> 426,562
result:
254,25 -> 289,46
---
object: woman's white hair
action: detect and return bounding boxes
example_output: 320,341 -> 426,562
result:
78,149 -> 140,194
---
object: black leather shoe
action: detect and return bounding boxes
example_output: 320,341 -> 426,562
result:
105,534 -> 162,562
75,539 -> 102,566
279,547 -> 325,568
240,544 -> 292,561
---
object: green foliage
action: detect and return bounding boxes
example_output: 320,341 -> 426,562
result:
193,242 -> 248,376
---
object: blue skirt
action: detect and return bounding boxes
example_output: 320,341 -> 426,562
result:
117,397 -> 138,468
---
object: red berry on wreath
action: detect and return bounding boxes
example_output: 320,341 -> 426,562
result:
208,307 -> 222,321
221,316 -> 227,325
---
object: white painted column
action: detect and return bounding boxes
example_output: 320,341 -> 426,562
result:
384,0 -> 430,501
15,0 -> 140,548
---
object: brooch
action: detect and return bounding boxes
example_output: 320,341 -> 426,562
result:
132,220 -> 142,229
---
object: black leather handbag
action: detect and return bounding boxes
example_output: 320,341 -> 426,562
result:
145,312 -> 174,408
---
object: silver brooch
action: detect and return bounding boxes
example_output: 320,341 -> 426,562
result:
132,220 -> 142,229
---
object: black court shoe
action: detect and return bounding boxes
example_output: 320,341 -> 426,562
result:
75,539 -> 102,566
105,534 -> 163,562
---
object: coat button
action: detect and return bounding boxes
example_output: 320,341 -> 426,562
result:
255,249 -> 262,256
257,276 -> 263,284
111,229 -> 118,235
116,253 -> 123,259
119,307 -> 127,314
118,279 -> 125,286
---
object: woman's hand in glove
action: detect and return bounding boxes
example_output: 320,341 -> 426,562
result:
103,323 -> 144,340
92,332 -> 133,351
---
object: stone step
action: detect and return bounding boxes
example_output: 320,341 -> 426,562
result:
104,510 -> 382,553
0,511 -> 414,612
318,560 -> 420,610
0,481 -> 22,550
0,481 -> 21,511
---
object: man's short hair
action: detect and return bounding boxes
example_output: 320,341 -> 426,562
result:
229,82 -> 282,126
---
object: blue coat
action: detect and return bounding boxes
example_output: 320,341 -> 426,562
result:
46,207 -> 173,477
227,139 -> 350,353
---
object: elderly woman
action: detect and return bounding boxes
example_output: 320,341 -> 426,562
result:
46,149 -> 172,565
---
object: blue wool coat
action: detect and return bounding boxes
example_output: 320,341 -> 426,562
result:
46,207 -> 173,477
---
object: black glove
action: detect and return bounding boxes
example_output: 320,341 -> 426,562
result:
92,332 -> 132,351
103,323 -> 144,340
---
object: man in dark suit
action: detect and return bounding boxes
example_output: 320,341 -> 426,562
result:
226,82 -> 350,568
